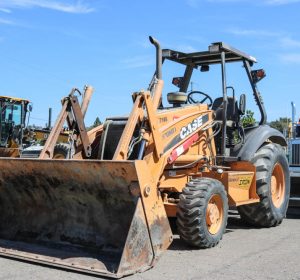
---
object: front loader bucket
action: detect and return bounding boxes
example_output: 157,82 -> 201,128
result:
0,158 -> 172,278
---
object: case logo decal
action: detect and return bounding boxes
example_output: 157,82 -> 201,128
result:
180,115 -> 205,139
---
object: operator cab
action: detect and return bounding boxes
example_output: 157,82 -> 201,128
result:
100,40 -> 267,162
0,96 -> 30,148
160,42 -> 266,160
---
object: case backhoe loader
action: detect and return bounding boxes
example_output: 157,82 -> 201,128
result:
0,37 -> 289,278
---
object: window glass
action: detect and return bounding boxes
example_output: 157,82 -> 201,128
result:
4,103 -> 21,125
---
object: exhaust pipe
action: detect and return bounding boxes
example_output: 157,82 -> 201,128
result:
48,107 -> 52,129
149,36 -> 162,80
291,101 -> 296,138
148,36 -> 164,110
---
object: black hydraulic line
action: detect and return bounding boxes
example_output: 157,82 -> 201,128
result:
137,139 -> 146,160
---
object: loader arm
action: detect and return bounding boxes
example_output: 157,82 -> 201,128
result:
113,90 -> 164,160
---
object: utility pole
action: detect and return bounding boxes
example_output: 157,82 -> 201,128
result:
190,81 -> 194,91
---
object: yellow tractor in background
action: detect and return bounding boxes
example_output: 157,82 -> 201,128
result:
0,37 -> 290,278
0,95 -> 30,157
0,95 -> 70,158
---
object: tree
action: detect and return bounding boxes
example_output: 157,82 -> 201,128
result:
87,117 -> 102,131
93,117 -> 101,127
269,117 -> 291,134
241,110 -> 256,128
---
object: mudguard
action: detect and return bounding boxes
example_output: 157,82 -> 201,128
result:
233,125 -> 287,161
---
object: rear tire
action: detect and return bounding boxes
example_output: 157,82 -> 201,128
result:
177,178 -> 228,248
237,143 -> 290,227
53,143 -> 70,159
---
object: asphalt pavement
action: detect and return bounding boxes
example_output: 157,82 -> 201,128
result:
0,208 -> 299,280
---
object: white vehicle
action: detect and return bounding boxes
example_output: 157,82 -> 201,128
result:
288,102 -> 300,206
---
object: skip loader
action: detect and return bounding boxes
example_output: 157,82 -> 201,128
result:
0,37 -> 290,278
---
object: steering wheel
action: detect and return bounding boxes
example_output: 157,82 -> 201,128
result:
187,91 -> 213,107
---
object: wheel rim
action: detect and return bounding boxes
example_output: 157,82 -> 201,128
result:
206,194 -> 224,235
271,163 -> 285,208
53,153 -> 66,159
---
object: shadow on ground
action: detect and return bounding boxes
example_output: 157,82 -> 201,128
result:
168,210 -> 252,251
168,206 -> 299,251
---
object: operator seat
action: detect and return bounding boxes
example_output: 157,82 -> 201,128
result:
212,96 -> 244,152
212,97 -> 240,124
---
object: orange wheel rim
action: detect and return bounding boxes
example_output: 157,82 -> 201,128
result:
53,154 -> 66,159
206,194 -> 223,235
271,163 -> 285,208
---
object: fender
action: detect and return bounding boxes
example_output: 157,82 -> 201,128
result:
233,125 -> 287,161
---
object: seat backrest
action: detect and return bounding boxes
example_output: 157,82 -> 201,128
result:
212,97 -> 239,122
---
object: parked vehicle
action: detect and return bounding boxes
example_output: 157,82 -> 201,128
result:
0,37 -> 290,278
288,102 -> 300,206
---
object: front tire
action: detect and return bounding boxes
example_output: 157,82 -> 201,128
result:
237,143 -> 290,227
53,143 -> 70,159
177,178 -> 228,248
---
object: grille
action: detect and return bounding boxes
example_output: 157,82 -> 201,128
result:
291,143 -> 300,165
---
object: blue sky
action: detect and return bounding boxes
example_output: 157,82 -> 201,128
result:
0,0 -> 300,126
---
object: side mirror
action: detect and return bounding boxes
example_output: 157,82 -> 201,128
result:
28,104 -> 33,112
239,94 -> 246,115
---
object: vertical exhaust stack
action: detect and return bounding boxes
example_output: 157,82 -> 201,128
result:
149,36 -> 164,109
149,36 -> 162,80
291,102 -> 296,138
48,108 -> 52,129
